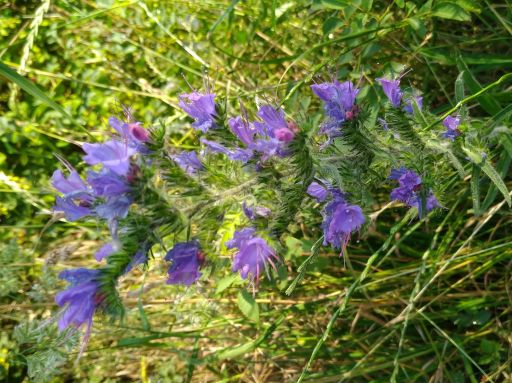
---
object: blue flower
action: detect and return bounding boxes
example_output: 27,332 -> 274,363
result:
82,140 -> 137,176
51,169 -> 90,199
178,91 -> 217,132
55,268 -> 102,344
442,115 -> 461,140
377,77 -> 403,108
95,242 -> 115,261
87,169 -> 130,197
200,138 -> 253,164
95,195 -> 132,222
227,228 -> 278,284
389,168 -> 439,215
242,202 -> 271,220
307,181 -> 330,202
54,196 -> 92,221
321,194 -> 365,251
165,240 -> 203,286
403,95 -> 423,114
229,116 -> 255,146
172,151 -> 204,175
254,105 -> 296,142
125,247 -> 149,274
311,80 -> 360,146
108,117 -> 150,148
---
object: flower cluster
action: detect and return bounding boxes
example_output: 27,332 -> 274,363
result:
389,168 -> 439,217
307,182 -> 365,254
311,80 -> 359,146
226,228 -> 278,285
50,68 -> 479,351
52,116 -> 151,341
165,240 -> 204,286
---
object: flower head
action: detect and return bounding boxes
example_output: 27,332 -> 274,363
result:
311,80 -> 360,146
178,92 -> 217,132
54,196 -> 92,221
377,77 -> 403,108
95,242 -> 115,262
254,105 -> 295,142
229,116 -> 255,146
82,140 -> 136,176
165,240 -> 203,285
108,117 -> 150,148
172,151 -> 204,175
87,169 -> 130,197
442,115 -> 461,140
322,194 -> 365,252
55,268 -> 102,345
403,95 -> 423,114
51,169 -> 90,199
307,181 -> 330,202
389,168 -> 438,216
242,202 -> 271,220
227,228 -> 278,284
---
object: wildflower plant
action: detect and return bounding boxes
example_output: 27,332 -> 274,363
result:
49,70 -> 511,355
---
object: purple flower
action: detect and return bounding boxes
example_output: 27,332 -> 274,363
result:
378,118 -> 389,131
254,105 -> 295,142
225,227 -> 256,249
250,137 -> 284,161
54,196 -> 92,221
201,138 -> 253,164
403,95 -> 423,114
82,140 -> 136,176
242,202 -> 271,220
227,229 -> 278,284
200,138 -> 231,155
322,194 -> 365,251
229,116 -> 255,146
307,181 -> 330,202
311,80 -> 359,114
165,240 -> 203,286
311,81 -> 360,146
172,151 -> 204,175
95,195 -> 132,222
228,148 -> 253,163
95,242 -> 115,261
389,168 -> 438,215
55,268 -> 102,344
178,92 -> 217,132
125,247 -> 149,274
51,169 -> 90,198
442,115 -> 461,140
109,117 -> 150,145
87,170 -> 130,197
377,77 -> 403,108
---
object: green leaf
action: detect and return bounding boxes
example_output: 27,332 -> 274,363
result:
455,71 -> 465,103
322,17 -> 344,35
316,0 -> 350,10
432,2 -> 471,21
470,165 -> 481,216
463,147 -> 511,207
215,273 -> 239,294
237,290 -> 259,322
456,58 -> 502,115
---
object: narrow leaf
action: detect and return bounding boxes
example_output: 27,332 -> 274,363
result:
237,290 -> 259,322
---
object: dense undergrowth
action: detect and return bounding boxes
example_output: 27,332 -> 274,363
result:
1,1 -> 512,382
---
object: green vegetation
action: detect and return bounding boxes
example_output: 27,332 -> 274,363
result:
1,1 -> 512,382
